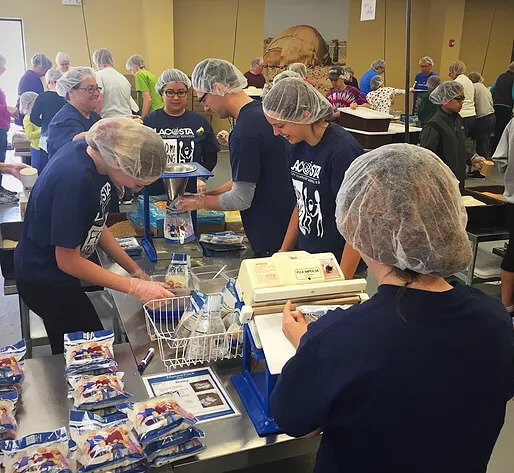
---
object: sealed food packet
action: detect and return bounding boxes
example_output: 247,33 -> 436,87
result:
147,438 -> 205,467
118,395 -> 197,445
171,291 -> 209,342
199,231 -> 244,246
164,254 -> 190,289
64,330 -> 117,375
142,427 -> 204,458
164,206 -> 195,244
0,426 -> 75,473
0,390 -> 18,439
68,372 -> 132,410
0,340 -> 26,386
69,410 -> 144,473
296,304 -> 351,324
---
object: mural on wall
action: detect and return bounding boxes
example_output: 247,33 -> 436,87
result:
263,0 -> 349,92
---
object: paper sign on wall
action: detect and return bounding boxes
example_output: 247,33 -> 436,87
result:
360,0 -> 376,21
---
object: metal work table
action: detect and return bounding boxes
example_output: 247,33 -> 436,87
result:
97,239 -> 320,472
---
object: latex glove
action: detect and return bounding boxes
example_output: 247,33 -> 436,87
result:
217,130 -> 229,146
196,178 -> 207,195
7,106 -> 18,119
350,102 -> 358,110
176,194 -> 204,212
282,300 -> 308,349
128,278 -> 174,303
471,155 -> 486,170
130,268 -> 151,281
7,163 -> 30,180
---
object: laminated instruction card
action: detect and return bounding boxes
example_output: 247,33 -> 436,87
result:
143,367 -> 240,423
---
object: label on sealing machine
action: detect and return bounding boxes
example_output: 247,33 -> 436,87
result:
294,267 -> 323,281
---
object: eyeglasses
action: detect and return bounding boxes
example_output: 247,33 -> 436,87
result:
198,93 -> 208,103
453,95 -> 465,103
164,89 -> 187,98
78,86 -> 102,95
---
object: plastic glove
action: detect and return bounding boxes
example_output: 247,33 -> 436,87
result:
128,278 -> 174,303
197,179 -> 207,195
176,194 -> 204,212
217,130 -> 229,146
7,163 -> 30,180
130,268 -> 151,281
471,155 -> 486,170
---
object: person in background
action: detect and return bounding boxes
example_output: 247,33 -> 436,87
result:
92,48 -> 137,119
360,59 -> 386,95
263,78 -> 365,278
272,143 -> 513,473
262,71 -> 302,101
30,69 -> 65,173
47,67 -> 101,158
15,117 -> 173,354
20,92 -> 40,171
492,118 -> 514,316
366,75 -> 405,114
15,53 -> 52,126
55,52 -> 71,74
288,63 -> 313,85
420,81 -> 484,187
468,72 -> 495,159
417,75 -> 441,127
344,66 -> 359,89
325,66 -> 368,117
176,59 -> 295,257
491,62 -> 514,152
0,54 -> 21,204
448,60 -> 476,138
125,54 -> 163,118
244,57 -> 266,89
143,68 -> 219,196
413,56 -> 437,112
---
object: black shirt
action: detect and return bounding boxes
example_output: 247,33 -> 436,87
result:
29,91 -> 65,136
271,283 -> 514,473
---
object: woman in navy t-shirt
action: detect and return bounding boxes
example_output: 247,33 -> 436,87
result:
263,77 -> 365,278
15,118 -> 173,354
272,144 -> 513,473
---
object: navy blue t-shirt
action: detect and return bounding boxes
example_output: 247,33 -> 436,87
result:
288,124 -> 364,262
15,140 -> 112,287
29,91 -> 66,136
271,283 -> 514,473
229,100 -> 295,255
47,103 -> 101,158
143,109 -> 219,194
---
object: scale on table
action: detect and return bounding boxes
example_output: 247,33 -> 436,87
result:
231,251 -> 368,436
141,162 -> 213,262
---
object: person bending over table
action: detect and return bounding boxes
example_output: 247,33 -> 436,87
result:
15,117 -> 173,354
272,143 -> 513,473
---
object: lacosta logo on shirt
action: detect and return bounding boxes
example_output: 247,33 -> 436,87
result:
159,127 -> 194,137
291,160 -> 322,179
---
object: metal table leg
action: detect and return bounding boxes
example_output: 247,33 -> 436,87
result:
18,295 -> 32,358
467,234 -> 479,286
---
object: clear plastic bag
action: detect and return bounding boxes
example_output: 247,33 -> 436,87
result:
0,340 -> 26,386
164,206 -> 195,244
0,390 -> 18,440
68,373 -> 132,410
64,331 -> 117,376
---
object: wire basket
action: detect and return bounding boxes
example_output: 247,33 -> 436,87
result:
143,296 -> 243,371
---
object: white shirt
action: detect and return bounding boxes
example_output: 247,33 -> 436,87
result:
366,87 -> 405,114
493,118 -> 514,203
454,74 -> 476,118
95,67 -> 138,118
473,82 -> 494,118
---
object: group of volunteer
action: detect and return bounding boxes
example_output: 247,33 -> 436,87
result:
0,44 -> 513,473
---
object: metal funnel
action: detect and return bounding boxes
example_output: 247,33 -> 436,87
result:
162,163 -> 197,202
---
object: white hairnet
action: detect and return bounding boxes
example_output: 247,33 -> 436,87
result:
429,80 -> 463,105
263,77 -> 333,124
345,66 -> 355,75
449,60 -> 466,76
370,75 -> 384,91
56,67 -> 95,97
92,48 -> 113,67
371,59 -> 386,71
0,55 -> 6,68
155,68 -> 191,94
336,143 -> 471,277
468,72 -> 483,84
31,53 -> 52,69
191,59 -> 247,96
19,91 -> 38,115
288,63 -> 307,78
126,54 -> 145,71
427,75 -> 441,91
86,117 -> 167,180
419,56 -> 434,66
272,70 -> 301,85
55,52 -> 70,64
45,69 -> 62,83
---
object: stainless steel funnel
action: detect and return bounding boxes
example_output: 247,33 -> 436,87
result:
163,163 -> 197,202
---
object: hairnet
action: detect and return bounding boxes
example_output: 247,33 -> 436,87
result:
429,80 -> 463,105
45,69 -> 62,83
56,67 -> 95,97
263,77 -> 333,124
155,68 -> 191,94
0,55 -> 5,68
370,75 -> 384,91
19,91 -> 38,115
126,54 -> 145,71
419,56 -> 434,66
371,59 -> 386,71
55,52 -> 70,64
31,53 -> 52,69
86,117 -> 167,180
427,75 -> 441,91
449,60 -> 466,76
191,58 -> 247,96
336,143 -> 471,277
251,57 -> 263,68
345,66 -> 355,75
272,70 -> 301,85
92,48 -> 113,67
468,72 -> 483,84
288,63 -> 307,78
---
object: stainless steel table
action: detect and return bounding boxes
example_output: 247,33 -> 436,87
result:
97,239 -> 321,472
